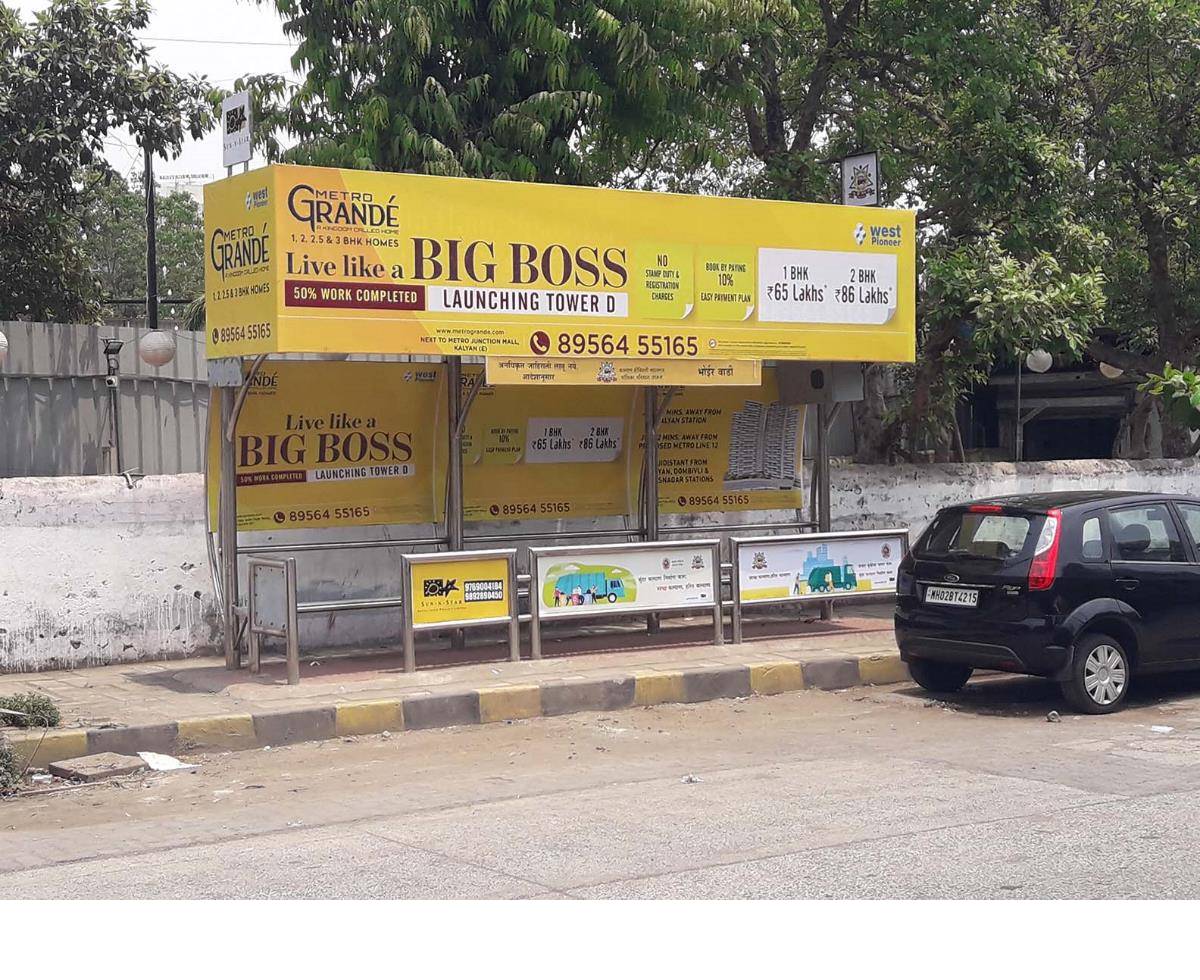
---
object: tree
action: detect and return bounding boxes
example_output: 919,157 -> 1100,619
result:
263,0 -> 716,183
635,1 -> 1107,460
79,174 -> 205,319
0,0 -> 213,321
1053,0 -> 1200,456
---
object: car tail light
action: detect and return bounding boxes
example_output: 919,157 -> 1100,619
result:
968,504 -> 1004,513
1028,509 -> 1062,591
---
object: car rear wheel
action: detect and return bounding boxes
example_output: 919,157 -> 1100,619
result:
908,658 -> 973,693
1062,633 -> 1129,714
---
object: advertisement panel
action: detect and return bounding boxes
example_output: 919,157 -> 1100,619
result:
536,544 -> 717,616
206,360 -> 446,530
203,164 -> 916,362
408,554 -> 511,626
460,366 -> 636,523
736,532 -> 906,604
484,357 -> 761,387
210,363 -> 808,531
651,374 -> 806,516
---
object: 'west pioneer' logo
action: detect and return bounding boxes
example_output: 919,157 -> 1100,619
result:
853,222 -> 903,248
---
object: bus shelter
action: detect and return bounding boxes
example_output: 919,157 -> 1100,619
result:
203,165 -> 916,677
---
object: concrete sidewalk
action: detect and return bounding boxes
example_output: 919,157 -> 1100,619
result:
0,611 -> 905,767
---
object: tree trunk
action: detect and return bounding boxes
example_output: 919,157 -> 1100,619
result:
851,364 -> 890,462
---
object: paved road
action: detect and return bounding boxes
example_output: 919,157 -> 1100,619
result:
6,671 -> 1200,898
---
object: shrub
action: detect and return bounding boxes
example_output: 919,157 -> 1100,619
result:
0,739 -> 20,792
0,693 -> 61,728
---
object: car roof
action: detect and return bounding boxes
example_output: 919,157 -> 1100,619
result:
959,490 -> 1195,511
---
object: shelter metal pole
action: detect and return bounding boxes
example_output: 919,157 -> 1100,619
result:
285,558 -> 300,685
1014,356 -> 1023,463
644,386 -> 660,634
219,385 -> 240,668
144,146 -> 158,334
401,556 -> 416,674
446,356 -> 465,649
817,401 -> 833,621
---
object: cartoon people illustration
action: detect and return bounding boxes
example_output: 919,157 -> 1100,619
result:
793,572 -> 803,596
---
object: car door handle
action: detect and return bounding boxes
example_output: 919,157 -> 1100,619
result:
1115,577 -> 1140,591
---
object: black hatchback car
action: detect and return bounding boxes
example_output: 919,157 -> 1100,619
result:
895,491 -> 1200,713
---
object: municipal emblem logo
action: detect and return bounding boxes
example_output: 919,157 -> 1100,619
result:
846,163 -> 875,202
853,223 -> 867,246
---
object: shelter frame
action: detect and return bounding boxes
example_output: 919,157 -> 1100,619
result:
207,358 -> 833,670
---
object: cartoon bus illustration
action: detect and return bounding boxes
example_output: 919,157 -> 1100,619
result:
544,563 -> 636,607
808,564 -> 858,593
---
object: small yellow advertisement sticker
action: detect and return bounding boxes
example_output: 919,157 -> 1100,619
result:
629,243 -> 695,320
409,555 -> 511,626
696,246 -> 756,321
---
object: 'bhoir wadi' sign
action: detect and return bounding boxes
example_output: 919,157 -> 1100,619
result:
203,164 -> 916,362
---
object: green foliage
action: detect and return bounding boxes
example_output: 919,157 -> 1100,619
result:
265,0 -> 716,182
0,0 -> 214,321
79,174 -> 205,319
0,693 -> 61,729
1141,365 -> 1200,444
0,739 -> 20,792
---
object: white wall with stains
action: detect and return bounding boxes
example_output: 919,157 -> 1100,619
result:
0,475 -> 216,671
2,458 -> 1197,672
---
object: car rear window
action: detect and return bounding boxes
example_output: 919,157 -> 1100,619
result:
916,510 -> 1034,561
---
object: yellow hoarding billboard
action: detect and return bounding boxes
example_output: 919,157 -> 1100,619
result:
408,554 -> 511,626
210,362 -> 804,530
484,357 -> 761,386
206,360 -> 446,531
648,375 -> 806,516
460,365 -> 635,522
204,165 -> 916,362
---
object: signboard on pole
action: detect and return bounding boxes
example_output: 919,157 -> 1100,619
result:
841,151 -> 880,207
535,544 -> 718,616
203,164 -> 916,361
484,357 -> 761,386
735,530 -> 906,604
221,91 -> 252,168
407,553 -> 512,626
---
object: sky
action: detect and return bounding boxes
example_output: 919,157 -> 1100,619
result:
14,0 -> 301,185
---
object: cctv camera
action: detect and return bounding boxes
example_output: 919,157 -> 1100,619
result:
105,375 -> 119,389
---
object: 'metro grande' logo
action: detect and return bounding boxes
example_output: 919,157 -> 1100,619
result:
287,182 -> 400,232
209,223 -> 270,280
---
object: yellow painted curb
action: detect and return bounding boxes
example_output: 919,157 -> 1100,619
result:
749,662 -> 806,696
634,672 -> 686,706
335,701 -> 404,737
858,655 -> 909,686
478,686 -> 541,724
178,714 -> 258,750
5,729 -> 88,767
